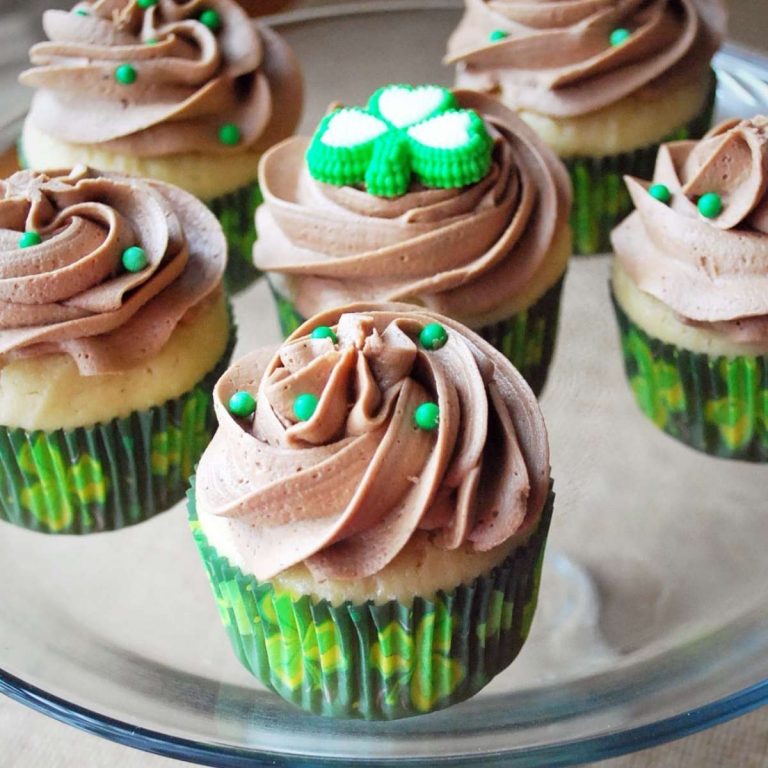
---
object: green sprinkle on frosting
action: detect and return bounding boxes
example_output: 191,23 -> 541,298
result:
648,184 -> 671,204
419,323 -> 448,351
122,245 -> 148,273
306,84 -> 493,198
115,63 -> 137,85
19,231 -> 41,248
293,393 -> 319,422
219,123 -> 241,146
73,7 -> 89,15
310,326 -> 338,344
489,29 -> 508,42
414,402 -> 440,431
199,8 -> 222,31
697,192 -> 723,219
137,0 -> 157,8
228,391 -> 256,418
610,28 -> 631,46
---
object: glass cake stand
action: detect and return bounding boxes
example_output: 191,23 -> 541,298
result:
1,3 -> 768,766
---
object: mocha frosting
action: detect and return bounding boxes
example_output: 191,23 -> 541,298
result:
0,166 -> 225,373
445,0 -> 724,118
612,117 -> 768,343
254,91 -> 571,323
20,0 -> 302,157
196,304 -> 550,581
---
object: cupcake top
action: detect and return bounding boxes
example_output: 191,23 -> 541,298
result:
254,85 -> 571,324
195,304 -> 550,581
0,165 -> 225,373
612,116 -> 768,342
445,0 -> 725,118
20,0 -> 302,157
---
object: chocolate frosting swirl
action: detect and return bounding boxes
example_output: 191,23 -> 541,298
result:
196,304 -> 550,581
612,117 -> 768,342
445,0 -> 724,118
20,0 -> 302,157
254,91 -> 571,323
0,166 -> 225,373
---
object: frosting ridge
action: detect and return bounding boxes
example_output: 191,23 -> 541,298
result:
0,166 -> 225,373
612,117 -> 768,342
445,0 -> 724,118
21,0 -> 303,157
254,91 -> 571,322
196,304 -> 550,581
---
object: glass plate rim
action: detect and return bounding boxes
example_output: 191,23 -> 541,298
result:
1,3 -> 768,765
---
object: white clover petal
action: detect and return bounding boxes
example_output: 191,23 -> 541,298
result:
321,109 -> 389,148
377,86 -> 450,128
407,112 -> 473,150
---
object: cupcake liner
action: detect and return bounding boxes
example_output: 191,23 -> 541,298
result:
613,296 -> 768,462
268,277 -> 564,398
206,180 -> 263,294
188,482 -> 555,720
474,277 -> 564,397
568,74 -> 717,256
0,327 -> 236,534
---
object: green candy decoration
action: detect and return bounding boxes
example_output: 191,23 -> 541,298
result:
228,391 -> 256,418
489,29 -> 509,42
310,326 -> 338,344
648,183 -> 671,204
199,8 -> 222,31
610,28 -> 631,46
115,63 -> 137,85
293,393 -> 319,422
122,245 -> 148,272
419,322 -> 448,351
306,84 -> 493,198
218,123 -> 241,146
74,7 -> 89,15
145,38 -> 159,45
697,192 -> 723,219
18,231 -> 41,248
137,0 -> 157,8
414,402 -> 440,431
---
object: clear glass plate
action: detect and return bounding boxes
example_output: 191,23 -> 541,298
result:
1,3 -> 768,766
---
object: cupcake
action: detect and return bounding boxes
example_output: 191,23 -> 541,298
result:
0,165 -> 233,533
254,84 -> 572,396
19,0 -> 303,292
446,0 -> 725,255
612,117 -> 768,462
190,303 -> 554,719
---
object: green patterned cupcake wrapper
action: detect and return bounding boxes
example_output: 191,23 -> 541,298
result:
0,327 -> 236,535
206,180 -> 263,294
568,74 -> 717,256
613,296 -> 768,462
269,277 -> 564,398
189,483 -> 555,720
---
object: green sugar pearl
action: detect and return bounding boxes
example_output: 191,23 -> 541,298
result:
19,231 -> 41,248
610,28 -> 631,46
199,8 -> 222,31
419,322 -> 448,351
489,29 -> 508,42
74,7 -> 89,15
648,183 -> 671,204
122,245 -> 148,272
218,123 -> 241,146
414,402 -> 440,431
228,390 -> 256,418
310,325 -> 338,344
697,192 -> 723,219
115,63 -> 137,85
137,0 -> 157,7
293,393 -> 319,422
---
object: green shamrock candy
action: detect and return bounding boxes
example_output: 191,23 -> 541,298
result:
306,84 -> 494,198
